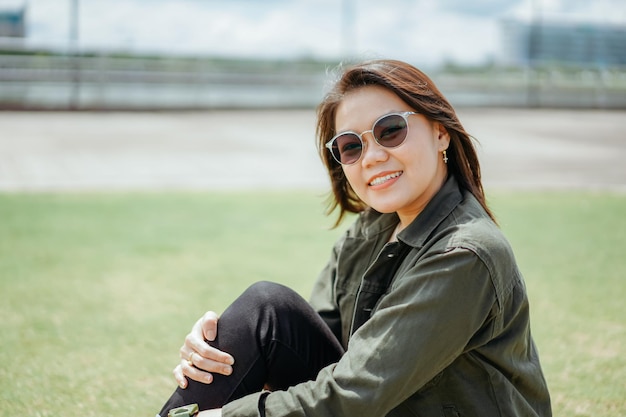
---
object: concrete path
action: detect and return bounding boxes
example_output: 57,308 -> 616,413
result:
0,108 -> 624,192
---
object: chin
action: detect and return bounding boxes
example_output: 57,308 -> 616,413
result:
368,202 -> 401,214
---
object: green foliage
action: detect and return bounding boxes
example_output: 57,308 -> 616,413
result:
0,191 -> 624,416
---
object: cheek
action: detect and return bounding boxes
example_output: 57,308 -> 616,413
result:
342,167 -> 369,200
402,145 -> 439,176
341,166 -> 360,188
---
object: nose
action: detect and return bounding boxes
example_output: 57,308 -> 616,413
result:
360,132 -> 389,167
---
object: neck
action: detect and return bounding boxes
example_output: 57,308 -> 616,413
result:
389,221 -> 403,243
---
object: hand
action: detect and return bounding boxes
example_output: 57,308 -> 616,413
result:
174,311 -> 235,388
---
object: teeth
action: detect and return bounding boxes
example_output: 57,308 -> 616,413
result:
369,171 -> 402,186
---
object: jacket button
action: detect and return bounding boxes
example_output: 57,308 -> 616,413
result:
387,253 -> 395,258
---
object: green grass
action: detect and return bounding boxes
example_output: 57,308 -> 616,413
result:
0,190 -> 624,416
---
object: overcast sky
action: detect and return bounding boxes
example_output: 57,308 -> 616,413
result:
1,0 -> 624,66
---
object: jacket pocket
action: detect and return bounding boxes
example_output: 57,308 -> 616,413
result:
442,405 -> 460,417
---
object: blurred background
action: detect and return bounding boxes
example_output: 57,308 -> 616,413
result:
1,0 -> 625,110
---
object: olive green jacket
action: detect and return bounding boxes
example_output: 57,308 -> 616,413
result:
224,176 -> 551,416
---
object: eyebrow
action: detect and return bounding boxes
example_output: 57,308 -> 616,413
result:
336,110 -> 405,133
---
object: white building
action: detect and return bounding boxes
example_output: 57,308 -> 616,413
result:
499,19 -> 626,68
0,5 -> 26,38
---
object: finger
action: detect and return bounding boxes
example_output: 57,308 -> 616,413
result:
188,351 -> 233,377
181,356 -> 214,384
173,364 -> 187,389
184,334 -> 235,366
179,345 -> 194,362
200,311 -> 219,341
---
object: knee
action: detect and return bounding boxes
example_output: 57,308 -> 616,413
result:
242,281 -> 292,305
239,281 -> 303,314
219,281 -> 316,345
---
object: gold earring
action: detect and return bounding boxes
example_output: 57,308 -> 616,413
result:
443,150 -> 448,164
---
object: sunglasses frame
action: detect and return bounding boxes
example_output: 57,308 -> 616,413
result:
325,111 -> 418,166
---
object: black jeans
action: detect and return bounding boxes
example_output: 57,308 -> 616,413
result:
158,281 -> 344,416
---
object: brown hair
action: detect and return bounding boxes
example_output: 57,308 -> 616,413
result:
316,59 -> 495,226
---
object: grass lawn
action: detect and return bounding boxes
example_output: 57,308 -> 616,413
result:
0,190 -> 624,416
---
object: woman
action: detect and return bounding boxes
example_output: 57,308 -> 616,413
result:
158,59 -> 552,417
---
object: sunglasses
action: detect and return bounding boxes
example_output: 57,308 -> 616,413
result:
325,111 -> 418,165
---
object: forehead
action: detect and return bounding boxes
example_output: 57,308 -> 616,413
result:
335,85 -> 408,131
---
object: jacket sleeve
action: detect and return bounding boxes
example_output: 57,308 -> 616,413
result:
307,256 -> 339,341
222,247 -> 498,417
307,223 -> 354,343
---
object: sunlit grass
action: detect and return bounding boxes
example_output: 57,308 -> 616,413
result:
0,190 -> 624,416
489,191 -> 626,416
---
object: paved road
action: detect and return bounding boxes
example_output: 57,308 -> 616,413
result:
0,108 -> 624,192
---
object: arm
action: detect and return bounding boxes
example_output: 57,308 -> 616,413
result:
224,248 -> 497,416
198,409 -> 222,417
308,235 -> 344,342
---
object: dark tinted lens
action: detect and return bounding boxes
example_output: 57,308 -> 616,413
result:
373,114 -> 408,148
333,133 -> 363,165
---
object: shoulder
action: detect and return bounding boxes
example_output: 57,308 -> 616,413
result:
447,192 -> 513,263
430,191 -> 521,295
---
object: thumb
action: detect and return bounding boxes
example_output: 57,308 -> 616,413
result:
201,311 -> 219,342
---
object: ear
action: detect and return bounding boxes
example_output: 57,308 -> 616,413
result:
434,122 -> 451,151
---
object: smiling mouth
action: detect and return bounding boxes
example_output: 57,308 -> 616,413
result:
369,171 -> 403,186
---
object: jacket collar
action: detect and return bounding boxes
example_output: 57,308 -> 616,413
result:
358,175 -> 463,248
397,175 -> 463,248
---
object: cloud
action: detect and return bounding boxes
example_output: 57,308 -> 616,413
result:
15,0 -> 623,66
436,0 -> 518,16
23,0 -> 346,58
0,0 -> 25,8
349,0 -> 501,65
509,0 -> 626,23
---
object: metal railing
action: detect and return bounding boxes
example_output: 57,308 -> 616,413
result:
1,51 -> 625,110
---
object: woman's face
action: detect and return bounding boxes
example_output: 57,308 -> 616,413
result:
335,85 -> 450,224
